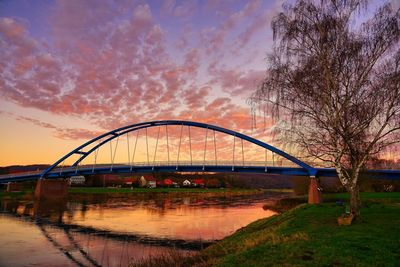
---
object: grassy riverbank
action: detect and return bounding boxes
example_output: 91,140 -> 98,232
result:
133,192 -> 400,267
0,190 -> 31,200
0,187 -> 279,200
66,187 -> 274,199
196,192 -> 400,266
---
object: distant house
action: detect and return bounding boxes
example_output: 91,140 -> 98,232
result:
124,177 -> 137,186
163,178 -> 173,187
69,176 -> 85,185
182,179 -> 191,187
193,179 -> 205,187
139,176 -> 147,187
147,181 -> 156,188
144,175 -> 157,188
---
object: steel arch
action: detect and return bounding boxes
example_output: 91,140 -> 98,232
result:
41,120 -> 317,178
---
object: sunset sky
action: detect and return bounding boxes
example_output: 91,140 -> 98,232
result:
0,0 -> 394,166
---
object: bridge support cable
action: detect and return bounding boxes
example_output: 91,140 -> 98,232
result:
130,130 -> 139,171
59,159 -> 65,176
272,153 -> 275,167
145,128 -> 149,165
203,127 -> 208,170
165,125 -> 170,165
35,120 -> 317,180
265,149 -> 268,172
92,145 -> 100,173
126,132 -> 130,168
213,130 -> 217,165
109,141 -> 113,170
241,138 -> 244,166
188,126 -> 193,165
176,124 -> 183,170
152,126 -> 160,170
232,134 -> 236,171
110,135 -> 119,171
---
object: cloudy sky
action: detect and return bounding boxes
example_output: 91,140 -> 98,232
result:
0,0 -> 393,166
0,0 -> 285,166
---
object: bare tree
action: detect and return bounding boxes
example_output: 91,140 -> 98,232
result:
251,0 -> 400,217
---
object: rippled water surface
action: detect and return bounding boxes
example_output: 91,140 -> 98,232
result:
0,192 -> 281,266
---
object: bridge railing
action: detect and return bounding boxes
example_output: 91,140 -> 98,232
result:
1,161 -> 399,180
0,160 -> 301,180
51,160 -> 300,174
0,170 -> 44,179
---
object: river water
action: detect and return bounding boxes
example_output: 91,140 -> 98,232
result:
0,192 -> 282,266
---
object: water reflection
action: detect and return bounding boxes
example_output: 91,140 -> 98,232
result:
0,193 -> 280,266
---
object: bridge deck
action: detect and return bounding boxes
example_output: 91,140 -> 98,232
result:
1,162 -> 399,183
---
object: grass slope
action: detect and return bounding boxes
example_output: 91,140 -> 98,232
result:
202,195 -> 400,266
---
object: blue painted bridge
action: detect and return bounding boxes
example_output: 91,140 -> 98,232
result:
1,120 -> 399,184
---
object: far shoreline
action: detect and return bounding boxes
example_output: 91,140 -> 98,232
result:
0,187 -> 294,201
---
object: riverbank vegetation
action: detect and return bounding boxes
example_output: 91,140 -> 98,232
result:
131,192 -> 400,266
0,187 -> 283,201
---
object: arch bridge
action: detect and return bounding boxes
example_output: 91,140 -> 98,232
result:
1,120 -> 399,203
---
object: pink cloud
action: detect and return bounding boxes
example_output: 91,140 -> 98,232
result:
182,48 -> 200,75
16,116 -> 102,140
176,25 -> 193,50
161,0 -> 198,19
0,17 -> 27,41
205,0 -> 241,17
236,11 -> 273,50
210,69 -> 265,97
182,85 -> 211,109
0,0 -> 275,141
201,0 -> 261,53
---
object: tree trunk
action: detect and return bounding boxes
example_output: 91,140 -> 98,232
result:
349,185 -> 361,217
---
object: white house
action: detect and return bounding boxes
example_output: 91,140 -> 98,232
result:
139,176 -> 147,187
140,175 -> 157,188
182,179 -> 191,187
147,180 -> 156,188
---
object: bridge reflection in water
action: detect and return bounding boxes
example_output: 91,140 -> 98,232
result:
0,192 -> 278,266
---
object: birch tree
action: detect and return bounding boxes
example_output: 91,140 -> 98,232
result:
251,0 -> 400,216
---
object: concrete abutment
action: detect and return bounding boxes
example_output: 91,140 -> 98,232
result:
308,176 -> 322,204
34,179 -> 68,200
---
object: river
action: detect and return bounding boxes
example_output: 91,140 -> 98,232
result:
0,192 -> 284,266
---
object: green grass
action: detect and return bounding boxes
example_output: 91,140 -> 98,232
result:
199,193 -> 400,266
0,190 -> 33,199
324,192 -> 400,201
67,187 -> 262,195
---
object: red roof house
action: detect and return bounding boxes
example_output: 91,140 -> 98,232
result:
193,179 -> 205,187
163,179 -> 173,186
124,177 -> 137,185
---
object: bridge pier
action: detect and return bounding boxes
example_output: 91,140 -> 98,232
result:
34,179 -> 68,200
308,176 -> 322,204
